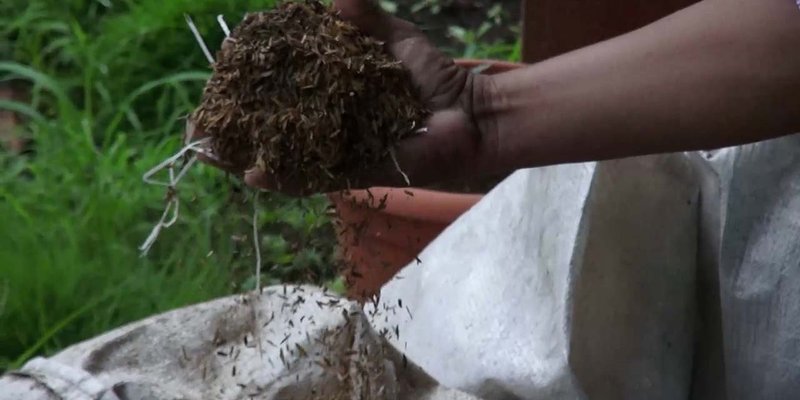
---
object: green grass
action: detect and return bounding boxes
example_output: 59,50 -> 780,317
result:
0,0 -> 518,372
0,0 -> 341,371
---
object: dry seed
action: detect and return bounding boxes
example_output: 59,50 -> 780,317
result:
190,0 -> 428,192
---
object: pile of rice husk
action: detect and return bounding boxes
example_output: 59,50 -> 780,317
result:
191,0 -> 429,192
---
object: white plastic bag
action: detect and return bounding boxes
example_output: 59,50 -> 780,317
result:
701,134 -> 800,399
0,286 -> 478,400
370,154 -> 700,400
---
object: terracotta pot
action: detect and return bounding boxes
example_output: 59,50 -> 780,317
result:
330,58 -> 524,301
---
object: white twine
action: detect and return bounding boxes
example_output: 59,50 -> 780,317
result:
142,16 -> 260,295
140,15 -> 215,257
142,138 -> 208,187
185,14 -> 215,64
217,15 -> 231,37
252,192 -> 262,293
138,138 -> 210,256
138,197 -> 179,256
389,148 -> 411,186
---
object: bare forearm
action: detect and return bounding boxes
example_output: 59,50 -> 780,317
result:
226,0 -> 800,193
482,0 -> 800,171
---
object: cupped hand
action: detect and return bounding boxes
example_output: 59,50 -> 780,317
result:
188,0 -> 499,195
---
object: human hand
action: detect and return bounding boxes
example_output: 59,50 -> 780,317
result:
187,0 -> 499,195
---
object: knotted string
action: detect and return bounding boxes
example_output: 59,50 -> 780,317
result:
139,138 -> 210,256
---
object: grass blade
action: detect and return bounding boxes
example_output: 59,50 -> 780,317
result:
0,62 -> 69,107
104,70 -> 209,143
0,99 -> 46,124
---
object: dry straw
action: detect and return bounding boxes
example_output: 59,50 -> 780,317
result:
141,14 -> 269,295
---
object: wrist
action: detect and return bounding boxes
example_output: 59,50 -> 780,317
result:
465,70 -> 510,176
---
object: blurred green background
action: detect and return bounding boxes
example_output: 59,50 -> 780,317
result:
0,0 -> 519,372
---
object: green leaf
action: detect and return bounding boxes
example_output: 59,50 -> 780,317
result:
448,26 -> 467,42
104,70 -> 210,143
379,0 -> 397,14
0,62 -> 70,108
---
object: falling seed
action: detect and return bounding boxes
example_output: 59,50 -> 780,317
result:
295,343 -> 308,357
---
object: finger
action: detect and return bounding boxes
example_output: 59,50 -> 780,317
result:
333,0 -> 396,41
332,0 -> 434,62
389,34 -> 465,108
184,119 -> 241,174
244,168 -> 277,191
244,168 -> 317,197
334,0 -> 466,108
